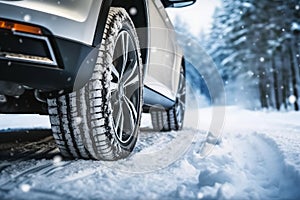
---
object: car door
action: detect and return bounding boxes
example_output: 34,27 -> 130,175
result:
144,0 -> 182,101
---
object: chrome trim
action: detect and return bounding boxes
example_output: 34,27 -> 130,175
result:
0,31 -> 58,66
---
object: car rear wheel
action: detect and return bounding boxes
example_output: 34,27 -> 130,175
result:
150,62 -> 186,131
47,7 -> 143,160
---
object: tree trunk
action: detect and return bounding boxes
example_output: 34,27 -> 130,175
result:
281,51 -> 288,110
259,66 -> 268,108
290,40 -> 300,111
272,54 -> 280,110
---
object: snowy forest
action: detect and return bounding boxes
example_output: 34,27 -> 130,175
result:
177,0 -> 300,111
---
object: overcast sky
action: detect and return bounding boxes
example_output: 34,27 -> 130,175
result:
167,0 -> 221,36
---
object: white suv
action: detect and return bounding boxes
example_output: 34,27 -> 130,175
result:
0,0 -> 195,160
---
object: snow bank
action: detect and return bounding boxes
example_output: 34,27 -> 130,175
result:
0,114 -> 50,131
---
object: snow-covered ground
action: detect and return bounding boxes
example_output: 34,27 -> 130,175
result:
0,106 -> 300,199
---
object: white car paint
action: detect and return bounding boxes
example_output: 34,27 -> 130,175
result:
0,0 -> 102,45
0,0 -> 184,101
144,0 -> 183,100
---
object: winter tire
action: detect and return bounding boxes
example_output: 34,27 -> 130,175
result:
47,7 -> 143,160
150,61 -> 186,131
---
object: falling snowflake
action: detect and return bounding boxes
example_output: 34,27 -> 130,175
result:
259,57 -> 265,62
197,192 -> 204,199
129,7 -> 137,16
20,184 -> 31,192
247,71 -> 254,77
53,155 -> 63,164
288,95 -> 297,104
23,14 -> 31,22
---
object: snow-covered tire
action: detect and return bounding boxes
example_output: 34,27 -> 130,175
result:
150,62 -> 186,131
47,7 -> 143,160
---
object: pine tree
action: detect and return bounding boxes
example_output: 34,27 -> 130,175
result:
209,0 -> 300,110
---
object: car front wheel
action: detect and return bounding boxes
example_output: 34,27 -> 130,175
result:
47,7 -> 143,160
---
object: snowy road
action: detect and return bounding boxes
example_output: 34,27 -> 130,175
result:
0,107 -> 300,199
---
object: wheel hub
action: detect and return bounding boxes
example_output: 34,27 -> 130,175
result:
118,83 -> 125,100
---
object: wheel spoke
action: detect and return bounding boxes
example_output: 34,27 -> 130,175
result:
111,81 -> 119,93
111,95 -> 119,108
123,95 -> 137,130
177,89 -> 185,98
111,64 -> 120,80
114,102 -> 122,130
124,61 -> 138,88
124,75 -> 139,90
121,32 -> 129,77
178,74 -> 184,90
176,73 -> 186,99
178,99 -> 185,107
118,111 -> 124,142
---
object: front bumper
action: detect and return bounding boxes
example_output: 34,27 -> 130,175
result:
0,20 -> 98,97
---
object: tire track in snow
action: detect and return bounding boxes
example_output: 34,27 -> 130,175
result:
1,125 -> 299,199
0,128 -> 207,199
254,133 -> 300,193
0,161 -> 72,191
235,133 -> 297,198
56,128 -> 205,185
0,135 -> 59,162
196,133 -> 300,199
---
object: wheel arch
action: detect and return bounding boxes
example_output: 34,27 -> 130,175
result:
181,56 -> 186,72
93,0 -> 149,70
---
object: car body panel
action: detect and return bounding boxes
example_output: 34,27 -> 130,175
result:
144,0 -> 182,100
0,0 -> 102,45
0,0 -> 185,113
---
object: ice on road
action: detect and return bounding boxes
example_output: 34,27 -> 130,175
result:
0,106 -> 300,199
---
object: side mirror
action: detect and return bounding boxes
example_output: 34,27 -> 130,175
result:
162,0 -> 196,8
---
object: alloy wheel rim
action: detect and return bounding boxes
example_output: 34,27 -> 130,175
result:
176,67 -> 185,128
110,31 -> 140,145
